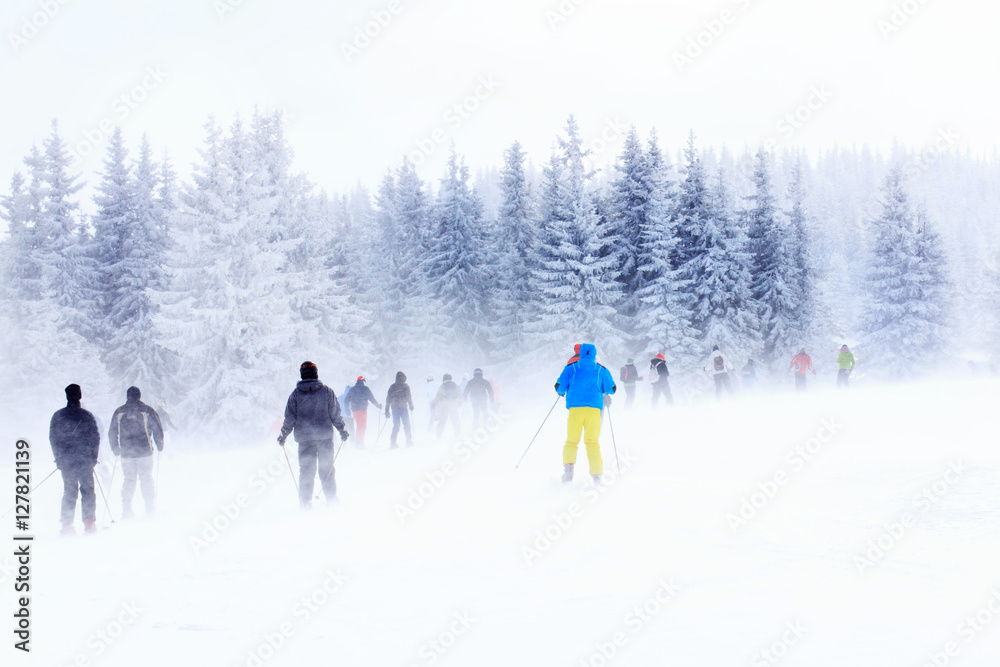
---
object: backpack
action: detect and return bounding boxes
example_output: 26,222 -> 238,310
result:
619,366 -> 629,382
713,355 -> 725,372
116,405 -> 153,451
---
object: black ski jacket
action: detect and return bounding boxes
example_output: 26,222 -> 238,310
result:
463,376 -> 494,404
434,381 -> 462,409
109,398 -> 165,458
49,401 -> 100,469
279,379 -> 347,444
649,358 -> 670,384
346,382 -> 381,413
385,372 -> 415,413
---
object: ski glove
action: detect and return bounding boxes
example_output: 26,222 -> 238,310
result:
277,434 -> 287,447
553,382 -> 560,393
339,430 -> 350,442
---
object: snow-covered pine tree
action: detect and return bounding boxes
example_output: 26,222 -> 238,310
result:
424,149 -> 491,365
745,148 -> 799,366
910,207 -> 952,357
785,158 -> 815,338
859,168 -> 948,378
634,130 -> 698,365
608,127 -> 649,331
678,148 -> 758,361
531,116 -> 624,360
489,141 -> 535,364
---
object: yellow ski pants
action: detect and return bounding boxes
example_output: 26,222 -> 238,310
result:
563,407 -> 603,475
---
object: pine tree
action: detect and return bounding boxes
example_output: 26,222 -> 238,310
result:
745,148 -> 799,365
608,127 -> 649,326
634,131 -> 698,364
532,116 -> 624,359
859,168 -> 950,377
490,141 -> 535,363
424,149 -> 491,364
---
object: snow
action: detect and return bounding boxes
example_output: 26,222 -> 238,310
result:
4,378 -> 1000,666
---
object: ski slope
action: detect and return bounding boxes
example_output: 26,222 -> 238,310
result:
3,378 -> 1000,666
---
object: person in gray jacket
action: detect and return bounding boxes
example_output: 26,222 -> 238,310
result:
108,386 -> 164,518
278,361 -> 349,508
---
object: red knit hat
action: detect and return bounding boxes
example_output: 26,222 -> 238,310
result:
656,353 -> 665,361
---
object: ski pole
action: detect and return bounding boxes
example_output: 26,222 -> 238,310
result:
333,434 -> 348,465
515,395 -> 561,470
94,469 -> 115,524
374,413 -> 389,448
607,405 -> 621,477
108,455 -> 120,494
281,446 -> 299,495
1,467 -> 59,518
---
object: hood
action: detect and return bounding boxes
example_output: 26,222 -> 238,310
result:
297,379 -> 323,393
126,386 -> 141,403
395,371 -> 406,383
354,378 -> 366,386
578,343 -> 598,370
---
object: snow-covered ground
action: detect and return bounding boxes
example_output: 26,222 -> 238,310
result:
3,378 -> 1000,666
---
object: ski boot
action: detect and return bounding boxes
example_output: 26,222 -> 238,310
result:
592,474 -> 602,486
60,522 -> 75,536
561,463 -> 574,483
83,520 -> 97,534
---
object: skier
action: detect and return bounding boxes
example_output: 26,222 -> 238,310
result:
790,348 -> 815,392
346,376 -> 382,447
619,358 -> 641,409
648,353 -> 673,407
49,384 -> 100,535
463,368 -> 495,431
156,399 -> 177,431
706,345 -> 735,400
837,345 -> 855,387
108,386 -> 164,519
741,359 -> 757,389
341,383 -> 355,436
384,371 -> 415,449
554,343 -> 616,484
277,361 -> 348,508
424,375 -> 438,433
432,373 -> 463,440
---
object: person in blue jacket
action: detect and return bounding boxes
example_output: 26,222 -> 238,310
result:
554,343 -> 616,484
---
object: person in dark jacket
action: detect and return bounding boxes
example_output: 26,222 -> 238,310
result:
108,386 -> 164,518
619,358 -> 641,409
433,374 -> 463,440
346,376 -> 382,447
49,384 -> 101,534
649,353 -> 673,407
156,399 -> 177,431
278,362 -> 348,508
463,368 -> 494,431
384,371 -> 415,449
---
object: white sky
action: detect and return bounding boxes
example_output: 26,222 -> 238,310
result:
1,0 -> 998,208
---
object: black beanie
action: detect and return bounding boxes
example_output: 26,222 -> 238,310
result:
65,384 -> 82,402
300,361 -> 319,380
127,386 -> 141,402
